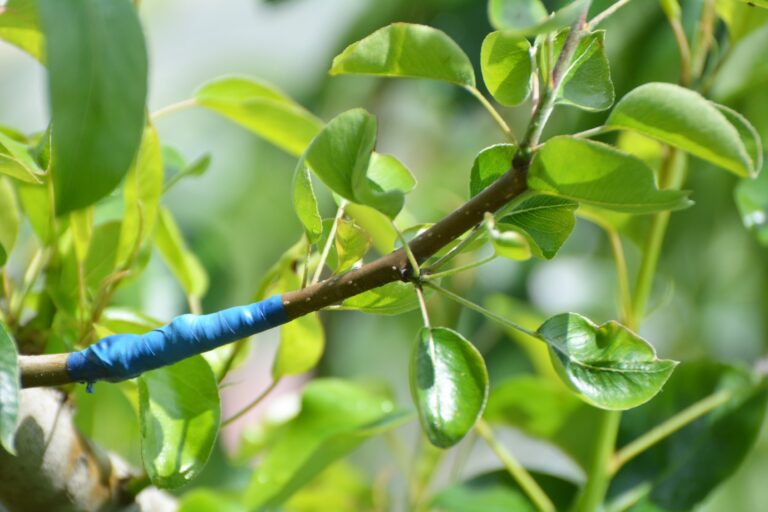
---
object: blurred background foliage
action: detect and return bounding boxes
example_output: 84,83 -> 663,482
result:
1,0 -> 767,510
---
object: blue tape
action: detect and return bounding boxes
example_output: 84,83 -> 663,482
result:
66,295 -> 288,384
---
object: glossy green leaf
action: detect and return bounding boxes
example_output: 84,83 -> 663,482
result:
155,207 -> 209,300
138,355 -> 220,489
0,0 -> 43,61
480,32 -> 532,106
488,0 -> 589,36
118,124 -> 163,267
330,23 -> 475,87
0,321 -> 19,454
538,313 -> 678,410
712,23 -> 768,101
736,171 -> 768,245
610,361 -> 768,510
605,83 -> 755,177
0,131 -> 45,184
410,327 -> 489,448
367,152 -> 416,195
340,281 -> 419,315
432,470 -> 578,512
293,161 -> 323,243
498,194 -> 578,259
39,0 -> 148,214
303,109 -> 405,218
557,30 -> 614,111
484,376 -> 602,469
0,178 -> 20,267
470,144 -> 516,197
529,136 -> 691,212
485,213 -> 532,261
244,379 -> 409,509
195,76 -> 323,157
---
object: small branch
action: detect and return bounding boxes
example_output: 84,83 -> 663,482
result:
150,98 -> 197,121
691,0 -> 717,80
393,221 -> 422,279
588,0 -> 633,29
609,390 -> 731,474
311,201 -> 347,285
465,86 -> 517,145
572,410 -> 622,512
475,419 -> 555,512
222,379 -> 281,427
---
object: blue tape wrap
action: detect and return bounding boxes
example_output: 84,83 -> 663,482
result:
66,295 -> 288,383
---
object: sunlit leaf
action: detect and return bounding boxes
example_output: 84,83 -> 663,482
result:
529,136 -> 691,212
556,30 -> 614,111
470,143 -> 516,198
485,213 -> 532,261
498,194 -> 578,259
317,218 -> 372,273
274,312 -> 325,378
293,161 -> 323,243
16,183 -> 51,243
538,313 -> 678,410
0,131 -> 45,184
0,321 -> 19,454
330,23 -> 475,87
39,0 -> 148,214
0,0 -> 43,61
69,207 -> 93,263
195,76 -> 323,157
177,490 -> 243,512
0,178 -> 20,267
489,0 -> 590,36
340,281 -> 419,315
155,207 -> 209,300
480,31 -> 532,106
712,23 -> 768,101
410,327 -> 489,448
138,356 -> 220,489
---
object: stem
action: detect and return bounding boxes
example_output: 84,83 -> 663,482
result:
150,98 -> 197,121
423,254 -> 496,281
393,222 -> 421,278
10,247 -> 46,320
571,125 -> 610,139
465,87 -> 517,145
475,419 -> 555,512
664,8 -> 692,86
425,281 -> 537,338
588,0 -> 634,28
311,201 -> 347,285
415,285 -> 431,329
607,229 -> 633,327
426,226 -> 483,272
222,379 -> 280,427
609,390 -> 731,474
691,0 -> 717,80
573,410 -> 622,512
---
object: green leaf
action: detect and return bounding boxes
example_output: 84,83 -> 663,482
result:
118,124 -> 163,267
488,0 -> 590,36
340,281 -> 419,315
556,30 -> 614,112
484,376 -> 602,470
16,183 -> 51,243
0,321 -> 19,454
318,218 -> 372,273
344,203 -> 398,254
0,130 -> 45,184
470,143 -> 516,198
195,76 -> 323,157
485,213 -> 532,261
244,379 -> 409,509
716,0 -> 768,43
537,313 -> 678,410
138,355 -> 220,489
162,150 -> 211,193
712,23 -> 768,101
330,23 -> 475,87
610,361 -> 768,510
431,470 -> 578,512
480,32 -> 532,106
605,83 -> 755,177
410,327 -> 489,448
714,103 -> 763,175
83,221 -> 121,290
69,207 -> 93,263
39,0 -> 148,214
498,194 -> 578,259
293,161 -> 323,243
0,178 -> 20,267
274,312 -> 325,378
736,171 -> 768,245
304,109 -> 405,218
367,152 -> 416,195
0,0 -> 43,61
178,490 -> 243,512
529,136 -> 691,213
154,207 -> 209,300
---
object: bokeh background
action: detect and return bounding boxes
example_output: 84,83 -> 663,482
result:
1,0 -> 767,509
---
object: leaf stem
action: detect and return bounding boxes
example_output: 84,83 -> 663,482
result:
465,86 -> 517,145
571,125 -> 610,139
415,285 -> 431,329
475,419 -> 555,512
425,281 -> 537,338
607,229 -> 633,327
609,389 -> 731,474
222,379 -> 281,427
573,410 -> 622,512
393,221 -> 421,278
150,98 -> 197,121
426,225 -> 483,272
10,247 -> 47,321
423,254 -> 496,281
311,200 -> 347,285
588,0 -> 633,29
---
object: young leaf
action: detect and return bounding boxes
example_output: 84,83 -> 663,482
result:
0,131 -> 45,184
0,178 -> 20,267
735,171 -> 768,246
292,161 -> 323,243
195,76 -> 323,157
488,0 -> 590,36
498,194 -> 578,259
605,83 -> 755,177
480,32 -> 532,106
470,143 -> 517,197
485,213 -> 532,261
344,203 -> 398,255
244,379 -> 410,509
162,152 -> 211,193
155,207 -> 209,300
274,312 -> 325,378
711,23 -> 768,101
317,218 -> 372,273
340,281 -> 420,315
713,103 -> 763,175
304,109 -> 405,219
367,153 -> 416,195
16,183 -> 51,243
69,207 -> 93,263
330,23 -> 475,87
0,321 -> 19,455
529,136 -> 691,213
537,313 -> 678,410
410,327 -> 489,448
484,376 -> 602,470
117,124 -> 163,267
138,355 -> 220,489
39,0 -> 148,214
0,0 -> 43,62
610,361 -> 768,510
556,30 -> 614,111
431,470 -> 578,512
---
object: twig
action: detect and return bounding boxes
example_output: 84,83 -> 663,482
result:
222,379 -> 281,427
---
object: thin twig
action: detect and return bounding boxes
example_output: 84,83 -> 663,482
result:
222,379 -> 281,427
465,86 -> 517,145
589,0 -> 633,29
150,98 -> 197,121
311,200 -> 347,285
